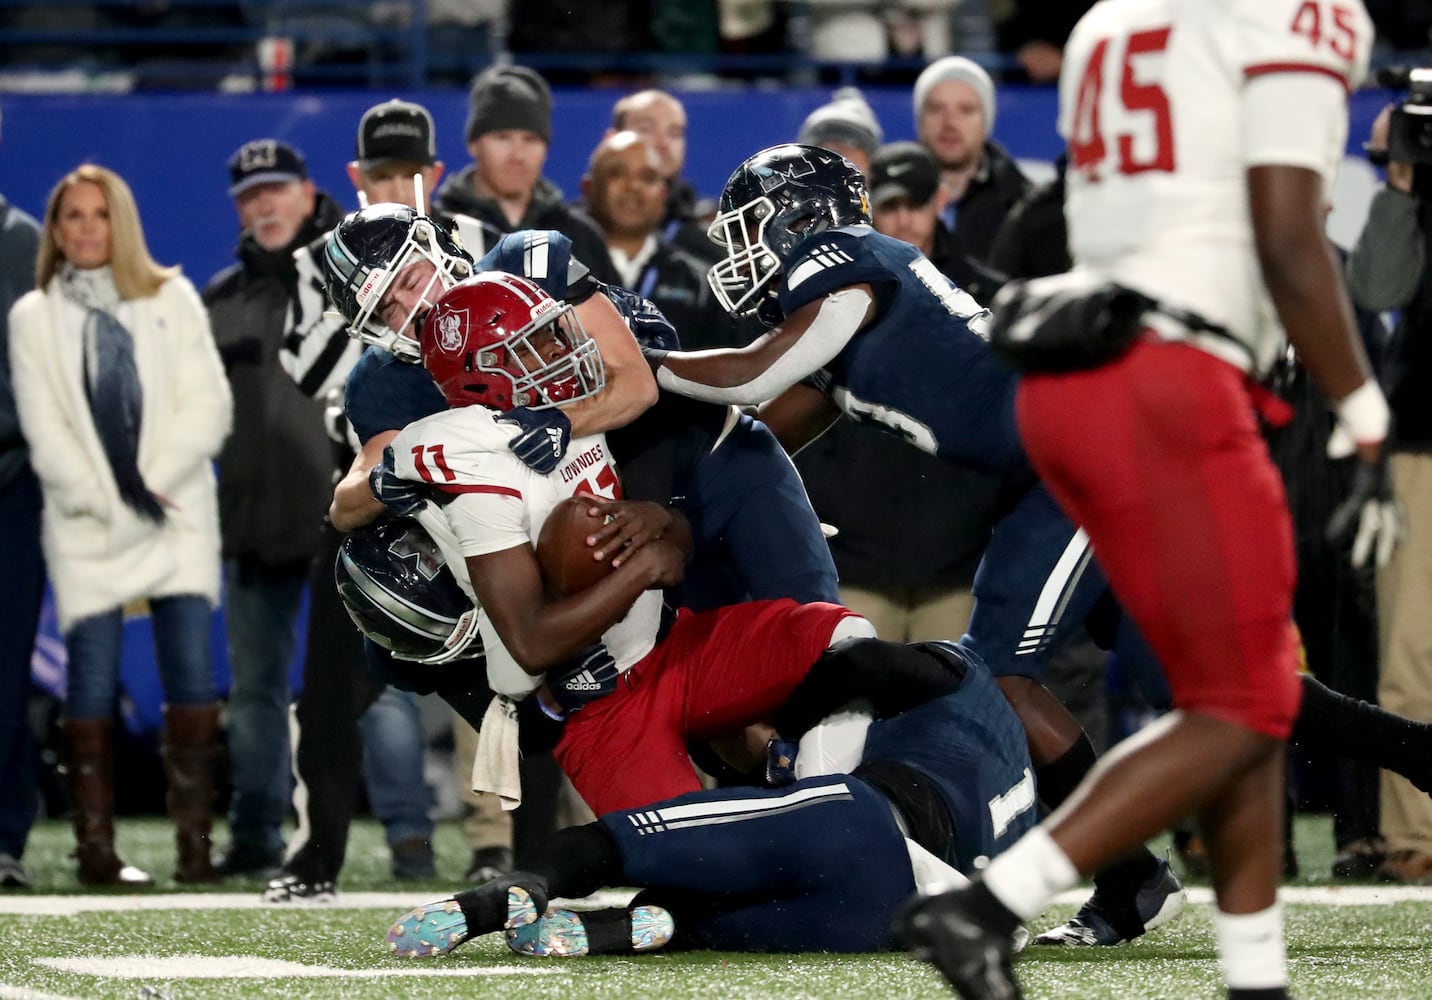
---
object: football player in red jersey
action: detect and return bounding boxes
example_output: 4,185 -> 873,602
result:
898,3 -> 1384,998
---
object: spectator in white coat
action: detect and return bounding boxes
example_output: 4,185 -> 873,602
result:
8,164 -> 232,887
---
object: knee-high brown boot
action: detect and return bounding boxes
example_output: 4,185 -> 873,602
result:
161,703 -> 221,883
64,717 -> 153,887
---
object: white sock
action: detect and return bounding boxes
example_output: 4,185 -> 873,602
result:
980,827 -> 1081,922
1212,903 -> 1286,990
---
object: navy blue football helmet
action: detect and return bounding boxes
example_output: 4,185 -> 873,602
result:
324,204 -> 474,362
707,143 -> 871,327
334,518 -> 482,665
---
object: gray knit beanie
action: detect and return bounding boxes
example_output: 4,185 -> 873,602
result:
912,56 -> 996,132
797,87 -> 884,161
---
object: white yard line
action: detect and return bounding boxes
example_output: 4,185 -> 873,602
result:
0,987 -> 88,1000
30,956 -> 563,979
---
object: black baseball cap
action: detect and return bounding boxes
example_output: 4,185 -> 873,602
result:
868,142 -> 940,208
356,99 -> 437,170
227,138 -> 308,197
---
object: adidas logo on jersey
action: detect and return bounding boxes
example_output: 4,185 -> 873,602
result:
787,243 -> 854,290
808,243 -> 854,267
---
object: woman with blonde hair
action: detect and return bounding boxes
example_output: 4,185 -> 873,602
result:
9,164 -> 232,886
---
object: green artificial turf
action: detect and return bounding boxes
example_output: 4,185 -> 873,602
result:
2,814 -> 1429,1000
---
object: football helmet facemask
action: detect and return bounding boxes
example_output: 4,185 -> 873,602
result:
421,272 -> 605,412
335,518 -> 482,666
324,204 -> 473,362
707,143 -> 870,327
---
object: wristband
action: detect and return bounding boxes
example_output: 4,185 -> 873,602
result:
1335,379 -> 1390,445
537,694 -> 566,723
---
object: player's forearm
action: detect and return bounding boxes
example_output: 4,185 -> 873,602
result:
330,470 -> 383,532
655,347 -> 787,405
560,354 -> 658,436
1250,168 -> 1374,412
568,291 -> 660,435
491,556 -> 671,673
329,433 -> 392,531
655,288 -> 871,405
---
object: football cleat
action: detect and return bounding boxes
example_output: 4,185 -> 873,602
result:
388,897 -> 470,958
388,878 -> 548,958
896,890 -> 1023,1000
262,873 -> 336,905
1033,858 -> 1185,947
506,905 -> 675,958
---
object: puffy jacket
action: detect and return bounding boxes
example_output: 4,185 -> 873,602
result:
201,192 -> 344,569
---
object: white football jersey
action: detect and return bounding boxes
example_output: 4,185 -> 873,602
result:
392,406 -> 663,698
1059,0 -> 1372,374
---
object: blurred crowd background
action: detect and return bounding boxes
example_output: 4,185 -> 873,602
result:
0,0 -> 1427,94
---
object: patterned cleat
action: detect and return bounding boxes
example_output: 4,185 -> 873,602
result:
387,882 -> 545,959
1034,858 -> 1186,947
507,905 -> 675,958
262,874 -> 336,905
388,898 -> 470,958
896,890 -> 1023,1000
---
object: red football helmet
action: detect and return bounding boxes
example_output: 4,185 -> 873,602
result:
421,272 -> 605,412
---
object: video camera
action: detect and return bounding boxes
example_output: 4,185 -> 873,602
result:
1374,67 -> 1432,166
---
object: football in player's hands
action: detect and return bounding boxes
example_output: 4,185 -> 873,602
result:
536,496 -> 615,597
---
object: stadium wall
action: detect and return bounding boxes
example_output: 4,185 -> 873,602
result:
0,86 -> 1393,286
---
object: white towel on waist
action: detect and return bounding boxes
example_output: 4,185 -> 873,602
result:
905,837 -> 970,896
471,695 -> 522,811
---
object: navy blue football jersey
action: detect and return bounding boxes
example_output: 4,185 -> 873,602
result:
344,346 -> 446,446
777,225 -> 1025,481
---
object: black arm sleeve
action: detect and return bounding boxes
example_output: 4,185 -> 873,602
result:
770,639 -> 973,740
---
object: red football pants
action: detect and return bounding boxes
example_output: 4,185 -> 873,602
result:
1016,339 -> 1302,739
555,598 -> 858,815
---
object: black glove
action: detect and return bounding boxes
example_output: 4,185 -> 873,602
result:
368,445 -> 427,517
602,282 -> 680,350
1327,456 -> 1402,569
498,406 -> 571,474
545,643 -> 619,717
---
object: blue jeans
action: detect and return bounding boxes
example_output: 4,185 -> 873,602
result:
65,593 -> 216,719
0,470 -> 44,859
223,560 -> 304,856
359,686 -> 433,846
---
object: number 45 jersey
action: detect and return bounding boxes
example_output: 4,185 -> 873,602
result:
1059,0 -> 1372,375
776,225 -> 1029,484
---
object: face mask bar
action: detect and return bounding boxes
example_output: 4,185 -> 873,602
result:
476,302 -> 606,410
706,195 -> 782,318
